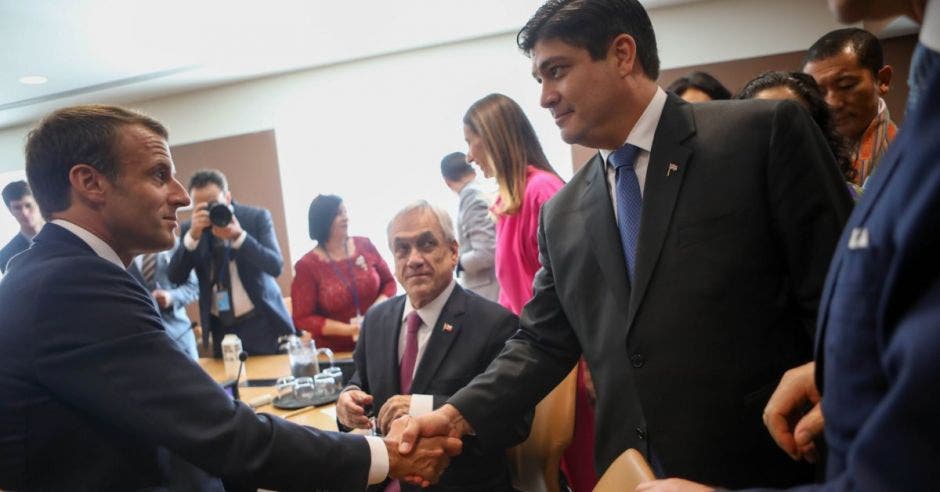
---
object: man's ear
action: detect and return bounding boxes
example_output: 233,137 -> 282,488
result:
876,64 -> 893,96
68,164 -> 109,207
609,33 -> 639,78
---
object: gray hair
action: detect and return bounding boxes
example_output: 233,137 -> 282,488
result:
387,200 -> 456,247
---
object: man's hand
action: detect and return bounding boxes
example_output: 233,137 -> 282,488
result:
151,289 -> 173,309
397,404 -> 472,455
763,361 -> 824,462
385,417 -> 462,487
188,202 -> 212,241
635,478 -> 716,492
336,389 -> 373,430
378,395 -> 411,435
211,214 -> 244,241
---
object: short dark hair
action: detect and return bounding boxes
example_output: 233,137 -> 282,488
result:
25,105 -> 168,218
737,71 -> 855,183
440,152 -> 474,182
2,180 -> 31,209
666,71 -> 732,100
803,28 -> 884,76
188,169 -> 228,192
518,0 -> 660,79
308,194 -> 343,243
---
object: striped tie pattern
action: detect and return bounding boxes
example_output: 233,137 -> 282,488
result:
141,253 -> 157,286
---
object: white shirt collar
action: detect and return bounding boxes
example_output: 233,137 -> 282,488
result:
51,219 -> 125,269
922,0 -> 939,52
599,86 -> 668,162
402,279 -> 457,330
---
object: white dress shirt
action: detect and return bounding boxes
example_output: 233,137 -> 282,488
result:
184,229 -> 255,316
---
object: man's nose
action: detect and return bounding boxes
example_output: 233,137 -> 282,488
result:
540,83 -> 558,108
170,178 -> 191,208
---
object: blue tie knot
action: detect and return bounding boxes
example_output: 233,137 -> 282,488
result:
609,143 -> 641,171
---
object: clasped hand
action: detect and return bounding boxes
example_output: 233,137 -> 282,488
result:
384,417 -> 462,487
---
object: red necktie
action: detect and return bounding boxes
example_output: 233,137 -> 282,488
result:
399,311 -> 422,394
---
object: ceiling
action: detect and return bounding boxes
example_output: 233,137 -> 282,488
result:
0,0 -> 917,132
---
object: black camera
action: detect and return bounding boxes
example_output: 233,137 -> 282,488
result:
204,201 -> 233,227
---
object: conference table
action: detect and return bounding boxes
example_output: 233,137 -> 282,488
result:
198,353 -> 350,431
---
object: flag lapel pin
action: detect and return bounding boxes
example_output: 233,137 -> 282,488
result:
667,163 -> 679,176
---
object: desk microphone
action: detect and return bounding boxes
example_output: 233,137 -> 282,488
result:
232,350 -> 249,400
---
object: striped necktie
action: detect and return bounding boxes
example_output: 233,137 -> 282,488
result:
141,253 -> 157,286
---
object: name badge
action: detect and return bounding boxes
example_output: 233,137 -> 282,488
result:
215,289 -> 232,312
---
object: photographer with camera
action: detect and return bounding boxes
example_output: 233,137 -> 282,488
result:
168,169 -> 295,357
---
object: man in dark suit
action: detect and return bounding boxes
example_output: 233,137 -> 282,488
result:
0,180 -> 44,273
398,0 -> 853,489
129,241 -> 200,358
0,104 -> 458,490
168,169 -> 294,357
640,1 -> 940,490
336,200 -> 526,491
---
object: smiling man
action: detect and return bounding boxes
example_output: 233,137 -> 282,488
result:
337,201 -> 527,492
0,180 -> 44,273
0,105 -> 459,490
397,0 -> 853,489
803,28 -> 897,188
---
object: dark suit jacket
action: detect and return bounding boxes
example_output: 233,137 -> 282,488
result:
0,223 -> 371,491
168,202 -> 294,354
0,232 -> 28,273
346,285 -> 528,491
128,242 -> 200,358
805,57 -> 940,491
450,95 -> 854,488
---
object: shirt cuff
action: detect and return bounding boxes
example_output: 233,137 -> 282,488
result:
409,394 -> 434,417
183,230 -> 200,251
230,230 -> 248,249
365,435 -> 389,485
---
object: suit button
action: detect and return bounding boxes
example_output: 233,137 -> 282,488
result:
636,427 -> 646,440
630,354 -> 645,368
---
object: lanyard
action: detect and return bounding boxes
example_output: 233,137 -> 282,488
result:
323,242 -> 362,316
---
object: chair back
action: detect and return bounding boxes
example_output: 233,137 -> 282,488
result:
592,448 -> 655,492
507,367 -> 578,492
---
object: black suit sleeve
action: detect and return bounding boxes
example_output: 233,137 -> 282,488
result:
766,100 -> 854,338
167,222 -> 199,285
35,260 -> 371,491
235,208 -> 284,278
448,210 -> 581,447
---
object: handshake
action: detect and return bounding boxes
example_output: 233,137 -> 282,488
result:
339,390 -> 472,487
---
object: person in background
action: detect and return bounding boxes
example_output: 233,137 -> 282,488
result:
168,169 -> 295,357
440,151 -> 499,302
639,0 -> 940,489
803,27 -> 896,188
665,71 -> 732,102
737,71 -> 859,198
0,104 -> 458,491
337,201 -> 527,492
291,194 -> 396,352
0,180 -> 44,273
128,239 -> 201,359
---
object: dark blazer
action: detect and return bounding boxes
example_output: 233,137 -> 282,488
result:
347,285 -> 528,492
0,223 -> 371,491
168,202 -> 294,354
450,95 -> 854,488
128,241 -> 200,358
0,232 -> 29,273
806,58 -> 940,490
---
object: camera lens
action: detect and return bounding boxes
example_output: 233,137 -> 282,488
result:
208,202 -> 233,227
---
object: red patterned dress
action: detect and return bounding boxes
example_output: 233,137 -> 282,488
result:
291,236 -> 396,352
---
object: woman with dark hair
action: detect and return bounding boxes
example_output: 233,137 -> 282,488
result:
737,70 -> 859,198
463,93 -> 564,316
666,71 -> 732,102
290,194 -> 396,351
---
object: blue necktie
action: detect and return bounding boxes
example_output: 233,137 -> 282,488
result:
609,144 -> 643,283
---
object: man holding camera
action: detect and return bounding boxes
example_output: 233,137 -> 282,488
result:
168,169 -> 294,356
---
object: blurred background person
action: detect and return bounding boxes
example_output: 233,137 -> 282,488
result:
129,240 -> 200,359
802,28 -> 896,188
0,180 -> 44,274
738,71 -> 859,198
292,194 -> 396,352
666,71 -> 732,102
440,151 -> 499,302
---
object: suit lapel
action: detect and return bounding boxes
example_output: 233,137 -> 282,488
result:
409,287 -> 464,394
625,96 -> 695,335
580,154 -> 632,325
381,297 -> 408,394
